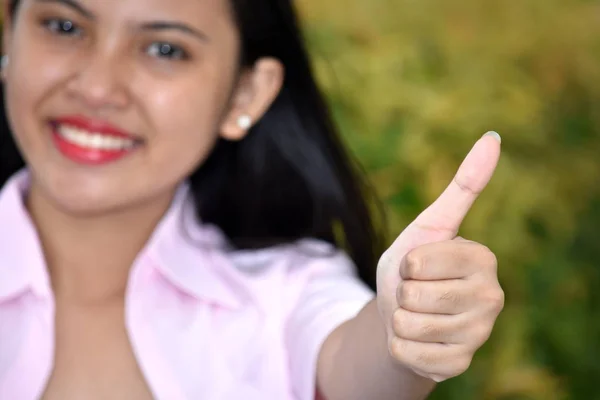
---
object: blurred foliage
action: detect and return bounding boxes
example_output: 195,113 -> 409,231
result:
297,0 -> 600,399
1,0 -> 599,398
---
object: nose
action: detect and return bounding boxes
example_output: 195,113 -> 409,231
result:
65,49 -> 131,110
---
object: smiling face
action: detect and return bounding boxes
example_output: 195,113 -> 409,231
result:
2,0 -> 283,215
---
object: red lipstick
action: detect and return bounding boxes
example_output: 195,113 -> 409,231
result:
51,115 -> 140,165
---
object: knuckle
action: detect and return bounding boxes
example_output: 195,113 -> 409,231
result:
389,337 -> 409,362
420,322 -> 443,339
439,289 -> 461,306
392,309 -> 407,337
402,281 -> 421,306
455,356 -> 473,375
416,350 -> 438,368
484,287 -> 505,312
473,322 -> 494,344
396,282 -> 405,305
479,246 -> 498,271
403,251 -> 424,278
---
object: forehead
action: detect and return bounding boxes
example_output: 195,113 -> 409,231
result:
24,0 -> 235,26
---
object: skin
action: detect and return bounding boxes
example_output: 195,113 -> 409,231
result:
2,0 -> 283,398
318,134 -> 504,400
2,0 -> 504,399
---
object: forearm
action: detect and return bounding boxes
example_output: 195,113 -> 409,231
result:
317,299 -> 436,400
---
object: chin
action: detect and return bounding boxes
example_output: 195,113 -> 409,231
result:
29,166 -> 138,217
49,185 -> 130,218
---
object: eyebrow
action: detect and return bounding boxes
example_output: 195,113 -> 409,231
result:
139,22 -> 210,43
35,0 -> 95,19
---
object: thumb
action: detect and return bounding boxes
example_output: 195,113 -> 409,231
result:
394,131 -> 502,251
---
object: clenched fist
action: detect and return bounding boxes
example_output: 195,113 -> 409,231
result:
376,132 -> 504,383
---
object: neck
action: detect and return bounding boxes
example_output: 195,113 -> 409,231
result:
27,183 -> 176,304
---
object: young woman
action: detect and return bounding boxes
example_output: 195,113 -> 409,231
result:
0,0 -> 504,399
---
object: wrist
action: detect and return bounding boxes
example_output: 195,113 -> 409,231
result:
381,334 -> 438,389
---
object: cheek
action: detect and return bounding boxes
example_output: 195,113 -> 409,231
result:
135,71 -> 234,171
5,65 -> 48,159
6,41 -> 71,143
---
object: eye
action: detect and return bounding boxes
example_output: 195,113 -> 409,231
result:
42,18 -> 83,37
146,42 -> 188,61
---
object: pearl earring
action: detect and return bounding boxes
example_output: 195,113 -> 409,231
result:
1,55 -> 9,69
237,115 -> 252,130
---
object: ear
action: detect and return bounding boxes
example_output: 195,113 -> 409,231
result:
2,0 -> 14,81
219,57 -> 284,141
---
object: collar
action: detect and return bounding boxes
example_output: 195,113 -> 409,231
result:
143,183 -> 248,309
0,169 -> 248,309
0,170 -> 51,301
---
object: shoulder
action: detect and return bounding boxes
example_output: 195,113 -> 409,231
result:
227,238 -> 368,299
225,238 -> 374,313
230,238 -> 357,278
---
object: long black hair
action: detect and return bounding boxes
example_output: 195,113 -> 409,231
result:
0,0 -> 386,290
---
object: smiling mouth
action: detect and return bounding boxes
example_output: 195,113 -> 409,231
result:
55,123 -> 137,151
49,117 -> 143,165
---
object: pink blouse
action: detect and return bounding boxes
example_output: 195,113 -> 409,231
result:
0,170 -> 374,400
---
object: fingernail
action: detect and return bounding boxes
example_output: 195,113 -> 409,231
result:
483,131 -> 501,143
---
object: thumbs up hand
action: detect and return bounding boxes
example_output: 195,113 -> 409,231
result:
376,132 -> 504,383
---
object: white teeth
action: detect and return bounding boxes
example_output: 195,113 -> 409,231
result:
56,125 -> 136,151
